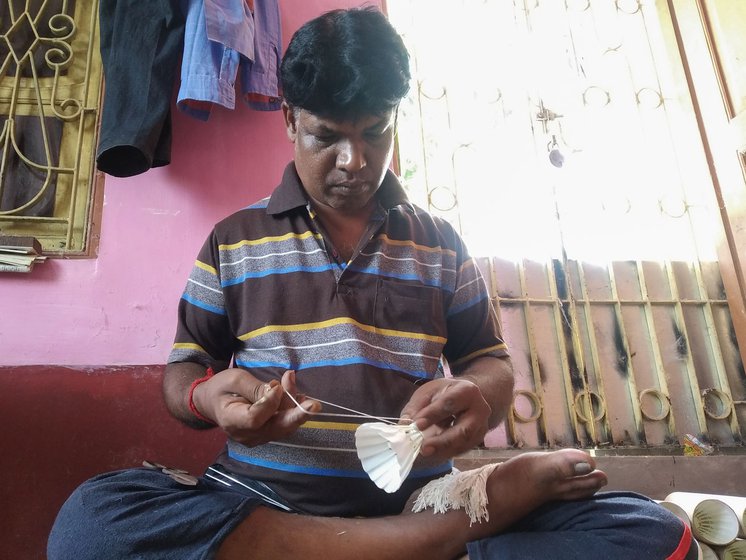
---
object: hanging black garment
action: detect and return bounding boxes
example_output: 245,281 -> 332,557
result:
96,0 -> 184,177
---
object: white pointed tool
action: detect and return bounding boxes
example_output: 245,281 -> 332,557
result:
355,422 -> 423,493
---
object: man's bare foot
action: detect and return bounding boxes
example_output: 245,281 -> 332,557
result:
430,449 -> 608,542
479,449 -> 606,536
501,449 -> 608,502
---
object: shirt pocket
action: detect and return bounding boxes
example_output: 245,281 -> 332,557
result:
373,279 -> 446,339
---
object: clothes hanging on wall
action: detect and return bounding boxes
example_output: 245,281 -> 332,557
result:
204,0 -> 255,59
239,0 -> 282,111
96,0 -> 185,178
96,0 -> 281,177
178,0 -> 282,120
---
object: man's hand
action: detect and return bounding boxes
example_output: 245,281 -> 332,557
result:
197,368 -> 321,447
166,364 -> 320,447
400,377 -> 492,461
399,355 -> 514,461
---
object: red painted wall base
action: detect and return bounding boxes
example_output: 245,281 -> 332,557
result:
0,365 -> 225,560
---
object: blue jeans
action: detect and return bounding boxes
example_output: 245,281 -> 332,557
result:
466,491 -> 696,559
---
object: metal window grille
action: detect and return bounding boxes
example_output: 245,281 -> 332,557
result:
0,0 -> 103,254
478,256 -> 744,450
388,0 -> 745,451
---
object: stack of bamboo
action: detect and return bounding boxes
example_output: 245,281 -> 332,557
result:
659,492 -> 746,559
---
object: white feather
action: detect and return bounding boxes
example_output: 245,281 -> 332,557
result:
355,422 -> 424,493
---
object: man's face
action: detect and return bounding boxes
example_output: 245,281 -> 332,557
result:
283,104 -> 397,215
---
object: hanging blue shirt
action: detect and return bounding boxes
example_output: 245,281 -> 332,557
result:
178,0 -> 282,120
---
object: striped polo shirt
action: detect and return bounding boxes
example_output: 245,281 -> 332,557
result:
168,162 -> 508,517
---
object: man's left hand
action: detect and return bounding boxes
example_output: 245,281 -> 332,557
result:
399,378 -> 492,461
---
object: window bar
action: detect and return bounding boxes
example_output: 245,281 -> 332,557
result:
1,3 -> 72,228
665,260 -> 741,440
0,123 -> 10,201
665,262 -> 719,436
58,2 -> 99,251
576,260 -> 634,445
633,261 -> 694,437
66,111 -> 83,248
57,8 -> 84,249
413,58 -> 433,212
512,258 -> 550,447
563,260 -> 610,446
546,259 -> 590,446
688,231 -> 743,440
608,261 -> 677,441
654,261 -> 709,434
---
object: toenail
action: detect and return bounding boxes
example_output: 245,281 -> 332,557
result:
574,462 -> 592,475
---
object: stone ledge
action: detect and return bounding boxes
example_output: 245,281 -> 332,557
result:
455,450 -> 746,500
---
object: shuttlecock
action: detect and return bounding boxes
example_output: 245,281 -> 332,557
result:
355,422 -> 423,493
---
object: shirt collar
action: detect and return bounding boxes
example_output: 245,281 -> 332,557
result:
266,162 -> 414,216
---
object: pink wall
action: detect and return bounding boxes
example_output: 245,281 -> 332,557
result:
0,0 -> 381,366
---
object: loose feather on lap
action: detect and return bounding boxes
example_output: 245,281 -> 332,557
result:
411,463 -> 501,525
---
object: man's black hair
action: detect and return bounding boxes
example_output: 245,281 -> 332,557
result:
280,7 -> 411,120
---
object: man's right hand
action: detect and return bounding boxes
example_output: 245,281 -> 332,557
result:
166,364 -> 320,447
194,368 -> 320,446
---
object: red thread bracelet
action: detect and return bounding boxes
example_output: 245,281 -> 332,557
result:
188,367 -> 217,425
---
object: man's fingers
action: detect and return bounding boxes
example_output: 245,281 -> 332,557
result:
277,369 -> 323,415
402,395 -> 460,429
419,420 -> 478,457
217,369 -> 323,446
251,379 -> 281,406
237,398 -> 320,445
256,370 -> 322,433
227,382 -> 284,430
416,405 -> 489,459
402,379 -> 486,429
412,401 -> 462,431
284,398 -> 321,424
216,370 -> 277,405
278,370 -> 301,410
280,369 -> 297,393
399,389 -> 435,424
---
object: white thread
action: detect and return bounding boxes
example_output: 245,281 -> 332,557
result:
411,463 -> 501,525
283,388 -> 403,424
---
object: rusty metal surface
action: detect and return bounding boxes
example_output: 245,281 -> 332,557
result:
480,256 -> 745,452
